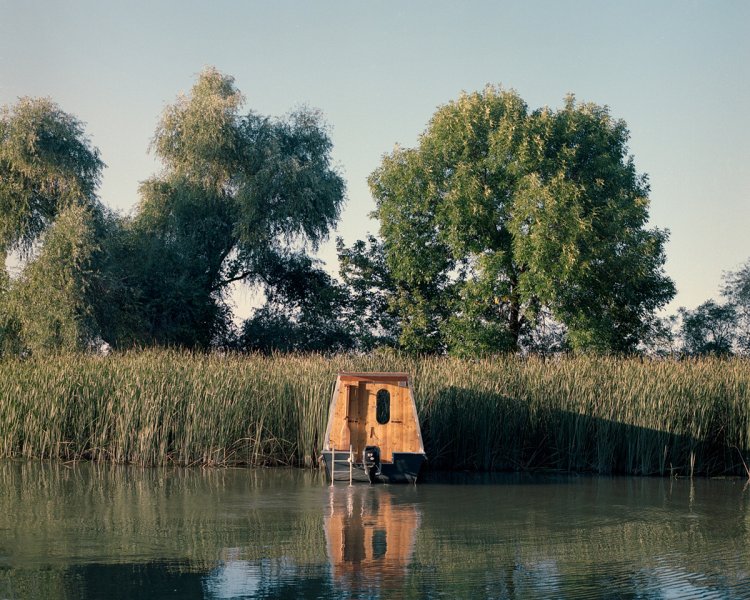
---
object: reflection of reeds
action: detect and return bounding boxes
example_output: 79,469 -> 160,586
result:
409,477 -> 750,598
0,461 -> 330,600
0,351 -> 748,475
2,464 -> 748,600
0,461 -> 328,568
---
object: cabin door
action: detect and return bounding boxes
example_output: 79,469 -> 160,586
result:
346,383 -> 367,456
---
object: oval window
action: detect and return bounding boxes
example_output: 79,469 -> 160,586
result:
376,389 -> 390,424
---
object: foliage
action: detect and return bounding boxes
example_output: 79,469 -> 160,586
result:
239,251 -> 354,353
367,143 -> 458,354
124,68 -> 346,348
679,300 -> 737,356
674,257 -> 750,357
511,98 -> 675,353
2,204 -> 104,354
0,78 -> 694,357
0,70 -> 346,353
638,313 -> 679,357
0,97 -> 103,256
0,97 -> 142,355
722,258 -> 750,354
115,186 -> 235,348
336,234 -> 400,350
368,87 -> 674,354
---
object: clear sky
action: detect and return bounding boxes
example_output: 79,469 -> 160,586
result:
1,0 -> 748,319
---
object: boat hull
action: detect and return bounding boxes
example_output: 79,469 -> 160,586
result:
322,451 -> 426,484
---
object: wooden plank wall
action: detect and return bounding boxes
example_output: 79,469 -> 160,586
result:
328,378 -> 422,461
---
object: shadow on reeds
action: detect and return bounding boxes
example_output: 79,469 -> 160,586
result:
2,352 -> 748,475
421,386 -> 749,477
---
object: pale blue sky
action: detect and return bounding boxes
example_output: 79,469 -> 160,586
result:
1,1 -> 748,318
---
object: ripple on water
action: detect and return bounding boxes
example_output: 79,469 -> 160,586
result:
0,464 -> 749,599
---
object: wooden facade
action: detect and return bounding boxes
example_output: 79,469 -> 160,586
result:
322,372 -> 426,484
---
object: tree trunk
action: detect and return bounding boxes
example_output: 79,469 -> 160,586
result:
509,296 -> 522,351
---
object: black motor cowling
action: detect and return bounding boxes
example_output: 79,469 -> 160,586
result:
363,446 -> 381,479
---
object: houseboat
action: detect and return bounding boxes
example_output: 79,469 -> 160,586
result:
321,372 -> 426,484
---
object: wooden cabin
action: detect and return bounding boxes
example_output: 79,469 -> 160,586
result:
322,372 -> 426,484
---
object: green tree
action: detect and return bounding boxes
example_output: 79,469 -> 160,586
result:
511,98 -> 674,353
679,300 -> 737,356
722,258 -> 750,354
0,96 -> 107,354
239,251 -> 354,353
368,87 -> 674,354
126,67 -> 345,347
368,147 -> 456,354
3,204 -> 104,354
336,234 -> 400,350
0,97 -> 103,256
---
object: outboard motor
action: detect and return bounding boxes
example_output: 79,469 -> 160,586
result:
363,446 -> 381,481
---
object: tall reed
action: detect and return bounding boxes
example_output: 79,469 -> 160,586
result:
0,351 -> 748,475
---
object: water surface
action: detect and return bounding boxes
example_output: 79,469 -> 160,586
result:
0,462 -> 748,599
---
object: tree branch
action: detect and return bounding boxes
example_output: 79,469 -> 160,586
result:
211,270 -> 254,292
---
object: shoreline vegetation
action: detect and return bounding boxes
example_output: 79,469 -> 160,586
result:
0,351 -> 748,477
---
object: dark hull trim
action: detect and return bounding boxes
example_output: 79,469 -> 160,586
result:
322,451 -> 426,484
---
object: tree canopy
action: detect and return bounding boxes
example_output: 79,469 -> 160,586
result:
336,234 -> 400,351
0,69 -> 346,354
722,258 -> 750,354
119,68 -> 346,348
679,300 -> 737,356
239,251 -> 354,353
0,97 -> 103,256
677,258 -> 750,357
2,204 -> 105,354
366,87 -> 675,354
0,97 -> 107,354
1,77 -> 696,357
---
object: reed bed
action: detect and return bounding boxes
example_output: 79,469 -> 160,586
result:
0,351 -> 748,475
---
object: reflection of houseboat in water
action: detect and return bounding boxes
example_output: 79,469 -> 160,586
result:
322,372 -> 426,484
325,486 -> 421,594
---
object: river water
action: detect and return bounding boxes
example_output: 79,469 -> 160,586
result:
0,462 -> 748,599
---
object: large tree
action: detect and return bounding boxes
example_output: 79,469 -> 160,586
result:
127,68 -> 346,347
722,258 -> 750,354
368,87 -> 674,354
1,70 -> 346,352
679,300 -> 737,356
3,204 -> 105,354
238,251 -> 355,353
0,97 -> 103,257
0,97 -> 107,354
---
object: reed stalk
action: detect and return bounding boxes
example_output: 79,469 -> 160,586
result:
0,351 -> 748,475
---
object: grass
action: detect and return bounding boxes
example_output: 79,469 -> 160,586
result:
0,350 -> 748,475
